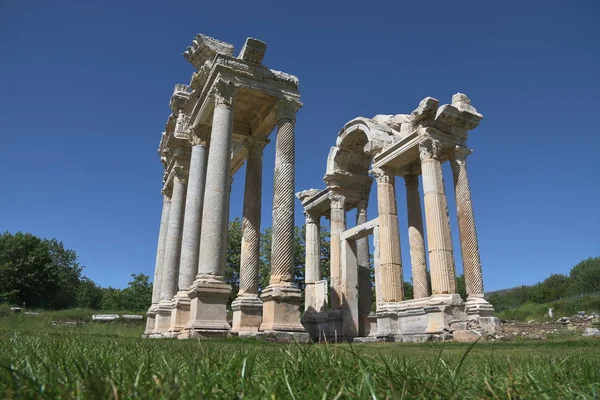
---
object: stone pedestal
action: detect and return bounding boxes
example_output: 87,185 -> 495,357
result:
184,279 -> 232,338
168,291 -> 191,334
260,285 -> 305,332
424,294 -> 465,334
144,307 -> 157,337
154,302 -> 173,334
231,296 -> 263,333
465,296 -> 495,319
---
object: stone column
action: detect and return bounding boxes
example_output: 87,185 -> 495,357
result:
329,193 -> 346,310
154,163 -> 188,333
232,139 -> 264,333
405,174 -> 430,299
260,100 -> 305,334
144,189 -> 171,336
373,167 -> 404,302
450,146 -> 494,317
168,130 -> 209,334
419,137 -> 456,295
356,201 -> 373,332
185,80 -> 235,337
303,210 -> 321,312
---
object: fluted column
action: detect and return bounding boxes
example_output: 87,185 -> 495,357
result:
168,130 -> 210,333
304,210 -> 321,312
260,100 -> 305,333
356,201 -> 372,316
154,163 -> 188,333
185,79 -> 235,336
144,189 -> 171,335
329,193 -> 346,310
450,146 -> 484,297
419,137 -> 456,295
405,174 -> 430,299
373,167 -> 404,302
232,139 -> 264,333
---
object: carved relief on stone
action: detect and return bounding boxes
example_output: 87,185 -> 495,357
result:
211,79 -> 236,107
418,137 -> 442,161
303,210 -> 320,225
172,162 -> 189,184
451,146 -> 472,166
275,99 -> 300,123
329,193 -> 346,210
371,167 -> 394,184
174,113 -> 191,136
190,125 -> 210,147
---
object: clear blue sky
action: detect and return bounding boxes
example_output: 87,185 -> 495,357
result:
1,1 -> 598,291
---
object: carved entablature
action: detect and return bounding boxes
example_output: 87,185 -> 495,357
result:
324,170 -> 372,207
183,34 -> 235,70
238,38 -> 267,65
169,84 -> 192,114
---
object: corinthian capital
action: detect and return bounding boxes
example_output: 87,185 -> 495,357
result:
303,210 -> 320,225
211,79 -> 236,107
275,99 -> 301,123
172,162 -> 189,184
371,167 -> 394,184
418,137 -> 442,161
190,125 -> 210,147
329,193 -> 346,210
451,146 -> 473,166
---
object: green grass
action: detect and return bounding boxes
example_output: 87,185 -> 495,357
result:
1,312 -> 599,398
496,294 -> 600,321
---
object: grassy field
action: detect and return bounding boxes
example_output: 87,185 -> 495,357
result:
1,311 -> 599,399
496,294 -> 600,322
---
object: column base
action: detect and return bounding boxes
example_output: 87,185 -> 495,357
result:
259,284 -> 305,332
154,301 -> 173,334
168,291 -> 191,333
184,278 -> 231,336
424,294 -> 466,334
231,295 -> 263,333
143,306 -> 158,337
465,295 -> 495,320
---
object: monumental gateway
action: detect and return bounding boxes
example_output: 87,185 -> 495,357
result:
145,33 -> 498,342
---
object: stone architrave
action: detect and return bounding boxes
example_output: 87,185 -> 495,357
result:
356,201 -> 373,332
419,136 -> 457,295
144,189 -> 172,335
168,128 -> 210,334
232,139 -> 264,333
328,193 -> 346,310
404,174 -> 430,299
450,146 -> 494,318
155,162 -> 188,333
260,99 -> 306,334
185,80 -> 235,337
372,167 -> 404,302
303,210 -> 321,312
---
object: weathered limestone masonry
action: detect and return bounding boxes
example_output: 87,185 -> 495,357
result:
298,94 -> 498,342
145,33 -> 307,341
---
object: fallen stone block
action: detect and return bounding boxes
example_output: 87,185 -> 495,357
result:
582,328 -> 600,337
453,330 -> 482,343
92,314 -> 120,321
121,315 -> 143,321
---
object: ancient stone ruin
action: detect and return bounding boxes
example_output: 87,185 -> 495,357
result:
145,33 -> 498,342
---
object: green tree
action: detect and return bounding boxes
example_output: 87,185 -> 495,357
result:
121,274 -> 152,311
76,277 -> 103,309
0,232 -> 82,309
567,257 -> 600,296
456,274 -> 467,301
225,218 -> 243,305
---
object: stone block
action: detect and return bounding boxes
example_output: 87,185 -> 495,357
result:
582,328 -> 600,337
478,317 -> 501,334
185,280 -> 231,335
154,303 -> 172,333
450,320 -> 468,331
249,331 -> 312,344
168,293 -> 191,333
260,285 -> 305,332
238,38 -> 267,64
92,314 -> 120,322
453,330 -> 482,343
231,296 -> 263,333
465,297 -> 495,320
183,34 -> 235,69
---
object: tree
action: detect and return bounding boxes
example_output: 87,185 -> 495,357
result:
121,274 -> 153,311
567,257 -> 600,296
76,277 -> 103,309
0,232 -> 83,309
456,274 -> 467,301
